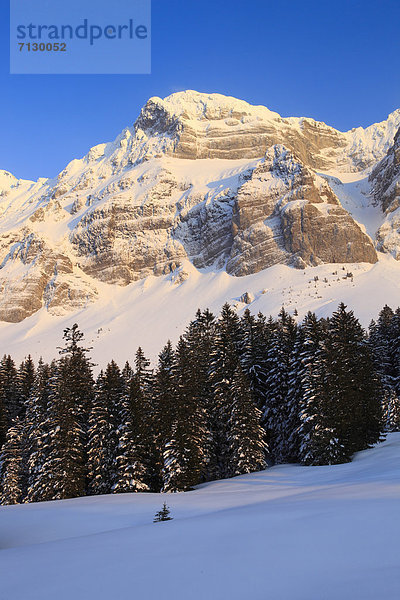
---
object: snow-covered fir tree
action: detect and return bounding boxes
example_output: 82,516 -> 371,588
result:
297,312 -> 348,465
32,326 -> 94,501
162,338 -> 208,492
286,324 -> 306,462
0,417 -> 24,505
35,360 -> 87,500
24,359 -> 52,503
263,308 -> 298,464
227,364 -> 266,476
369,306 -> 400,430
113,350 -> 154,493
16,356 -> 35,417
153,342 -> 177,483
0,355 -> 18,446
182,309 -> 216,480
87,361 -> 123,495
324,303 -> 383,456
208,303 -> 244,479
240,310 -> 269,411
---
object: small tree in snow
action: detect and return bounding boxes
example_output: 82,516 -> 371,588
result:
153,501 -> 173,522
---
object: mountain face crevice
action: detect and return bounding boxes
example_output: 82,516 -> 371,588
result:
226,145 -> 377,276
370,129 -> 400,258
0,91 -> 398,322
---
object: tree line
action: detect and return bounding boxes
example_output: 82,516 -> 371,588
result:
0,302 -> 399,505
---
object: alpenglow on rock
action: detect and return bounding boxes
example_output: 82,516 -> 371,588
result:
226,145 -> 377,275
0,91 -> 398,322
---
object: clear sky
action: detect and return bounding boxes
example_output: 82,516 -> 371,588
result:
1,0 -> 399,180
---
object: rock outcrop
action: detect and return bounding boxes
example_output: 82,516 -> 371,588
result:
0,230 -> 97,322
0,91 -> 396,322
227,146 -> 377,275
370,127 -> 400,258
135,92 -> 400,172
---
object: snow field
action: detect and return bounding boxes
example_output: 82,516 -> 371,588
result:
1,434 -> 399,600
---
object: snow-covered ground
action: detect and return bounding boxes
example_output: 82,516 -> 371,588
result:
1,434 -> 399,600
1,252 -> 400,368
0,93 -> 399,366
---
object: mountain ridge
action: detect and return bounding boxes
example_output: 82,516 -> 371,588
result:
0,90 -> 399,331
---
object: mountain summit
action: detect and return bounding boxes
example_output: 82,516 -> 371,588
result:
0,91 -> 399,324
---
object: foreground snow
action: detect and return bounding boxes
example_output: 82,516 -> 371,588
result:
1,434 -> 399,600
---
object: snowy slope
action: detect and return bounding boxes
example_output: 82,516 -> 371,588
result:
1,252 -> 400,367
0,92 -> 400,360
1,433 -> 399,600
1,253 -> 400,367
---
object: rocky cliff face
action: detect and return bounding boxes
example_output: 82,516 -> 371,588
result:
227,146 -> 377,275
370,128 -> 400,258
0,91 -> 397,322
135,92 -> 400,171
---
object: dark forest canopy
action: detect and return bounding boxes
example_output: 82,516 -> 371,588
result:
1,303 -> 400,505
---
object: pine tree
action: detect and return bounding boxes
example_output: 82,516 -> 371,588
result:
24,360 -> 52,503
0,355 -> 18,445
208,303 -> 243,479
286,324 -> 306,462
87,362 -> 123,495
153,342 -> 176,484
369,308 -> 400,427
33,326 -> 94,501
227,365 -> 266,476
297,312 -> 348,465
162,338 -> 208,492
388,308 -> 400,400
382,388 -> 400,432
182,309 -> 216,480
153,501 -> 172,522
16,355 -> 35,417
114,350 -> 154,493
263,308 -> 298,463
35,361 -> 86,500
240,310 -> 269,411
0,417 -> 25,505
324,303 -> 383,456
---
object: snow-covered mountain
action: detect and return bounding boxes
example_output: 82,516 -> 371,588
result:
1,91 -> 400,362
370,128 -> 400,257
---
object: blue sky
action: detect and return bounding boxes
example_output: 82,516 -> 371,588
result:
1,0 -> 399,180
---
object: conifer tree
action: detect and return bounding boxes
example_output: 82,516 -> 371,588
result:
114,350 -> 153,493
182,309 -> 216,479
33,326 -> 94,501
227,364 -> 266,476
382,388 -> 400,432
153,501 -> 172,522
153,342 -> 177,483
208,303 -> 243,479
24,360 -> 52,502
87,362 -> 123,495
35,361 -> 86,500
297,312 -> 348,465
324,303 -> 383,456
369,308 -> 399,413
263,308 -> 298,463
240,310 -> 269,411
16,355 -> 35,417
0,417 -> 24,505
388,308 -> 400,399
0,355 -> 18,444
286,324 -> 306,461
162,338 -> 208,492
